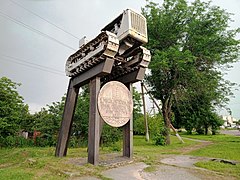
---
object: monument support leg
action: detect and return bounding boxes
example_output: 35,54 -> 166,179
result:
55,79 -> 79,157
123,83 -> 133,158
88,76 -> 101,165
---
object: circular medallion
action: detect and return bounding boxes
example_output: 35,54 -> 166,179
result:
97,81 -> 133,127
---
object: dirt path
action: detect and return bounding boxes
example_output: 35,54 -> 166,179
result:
179,137 -> 213,154
71,137 -> 237,180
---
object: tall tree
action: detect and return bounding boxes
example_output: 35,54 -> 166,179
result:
143,0 -> 239,144
0,77 -> 29,138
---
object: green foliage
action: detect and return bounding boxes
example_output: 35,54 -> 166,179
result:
148,114 -> 165,137
0,77 -> 29,138
132,87 -> 143,121
142,0 -> 240,142
101,124 -> 121,146
72,86 -> 90,145
133,87 -> 144,135
149,115 -> 168,145
0,136 -> 34,147
153,133 -> 166,146
133,116 -> 145,135
32,97 -> 65,147
133,113 -> 166,140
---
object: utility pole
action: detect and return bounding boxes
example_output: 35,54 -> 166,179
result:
141,82 -> 149,142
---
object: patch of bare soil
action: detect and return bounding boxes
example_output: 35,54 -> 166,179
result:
66,152 -> 133,168
180,137 -> 213,154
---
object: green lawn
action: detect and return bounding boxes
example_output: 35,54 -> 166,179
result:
0,136 -> 197,179
1,134 -> 239,179
182,134 -> 240,161
182,133 -> 240,178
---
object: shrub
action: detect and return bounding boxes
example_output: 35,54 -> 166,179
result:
153,133 -> 166,146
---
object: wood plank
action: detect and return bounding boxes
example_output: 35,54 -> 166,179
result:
55,79 -> 79,157
114,67 -> 146,84
72,58 -> 114,88
122,83 -> 133,158
88,76 -> 101,165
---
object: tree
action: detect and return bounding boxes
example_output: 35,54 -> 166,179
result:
143,0 -> 239,144
0,77 -> 29,138
72,86 -> 90,145
132,87 -> 144,135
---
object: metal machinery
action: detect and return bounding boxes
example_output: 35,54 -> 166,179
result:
56,9 -> 151,164
65,9 -> 151,78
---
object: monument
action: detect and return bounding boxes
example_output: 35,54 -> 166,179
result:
55,9 -> 151,165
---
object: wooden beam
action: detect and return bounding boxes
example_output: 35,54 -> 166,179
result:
88,76 -> 101,165
55,79 -> 79,157
115,67 -> 146,84
72,58 -> 114,88
122,83 -> 133,158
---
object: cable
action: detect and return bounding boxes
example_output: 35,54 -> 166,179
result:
0,11 -> 76,51
0,53 -> 64,73
8,0 -> 80,40
0,56 -> 65,76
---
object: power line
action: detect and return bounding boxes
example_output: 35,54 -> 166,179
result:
0,56 -> 65,76
0,53 -> 64,73
0,10 -> 76,51
8,0 -> 80,40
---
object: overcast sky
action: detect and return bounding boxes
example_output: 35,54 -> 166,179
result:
0,0 -> 239,119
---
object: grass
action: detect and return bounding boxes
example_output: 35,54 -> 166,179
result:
0,135 -> 198,179
0,147 -> 105,179
1,134 -> 239,179
133,135 -> 198,164
181,133 -> 240,178
181,133 -> 240,161
195,161 -> 240,178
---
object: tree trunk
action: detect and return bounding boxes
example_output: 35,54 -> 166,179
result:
204,125 -> 208,135
162,100 -> 171,145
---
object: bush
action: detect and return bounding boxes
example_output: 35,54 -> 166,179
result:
148,115 -> 168,145
153,133 -> 166,146
133,116 -> 145,135
0,136 -> 34,147
148,115 -> 164,137
101,124 -> 121,146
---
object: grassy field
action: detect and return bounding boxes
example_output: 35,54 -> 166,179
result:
181,133 -> 240,178
1,134 -> 239,179
0,136 -> 197,179
182,133 -> 240,160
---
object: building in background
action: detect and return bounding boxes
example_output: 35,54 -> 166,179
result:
221,115 -> 237,128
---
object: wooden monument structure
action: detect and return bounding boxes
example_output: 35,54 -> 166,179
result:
55,9 -> 151,165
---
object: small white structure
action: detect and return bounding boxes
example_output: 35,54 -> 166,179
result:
221,115 -> 237,128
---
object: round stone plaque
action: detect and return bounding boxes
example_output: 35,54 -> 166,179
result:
97,81 -> 133,127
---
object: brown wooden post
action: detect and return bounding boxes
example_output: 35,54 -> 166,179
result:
55,79 -> 79,157
123,83 -> 133,158
88,76 -> 101,165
